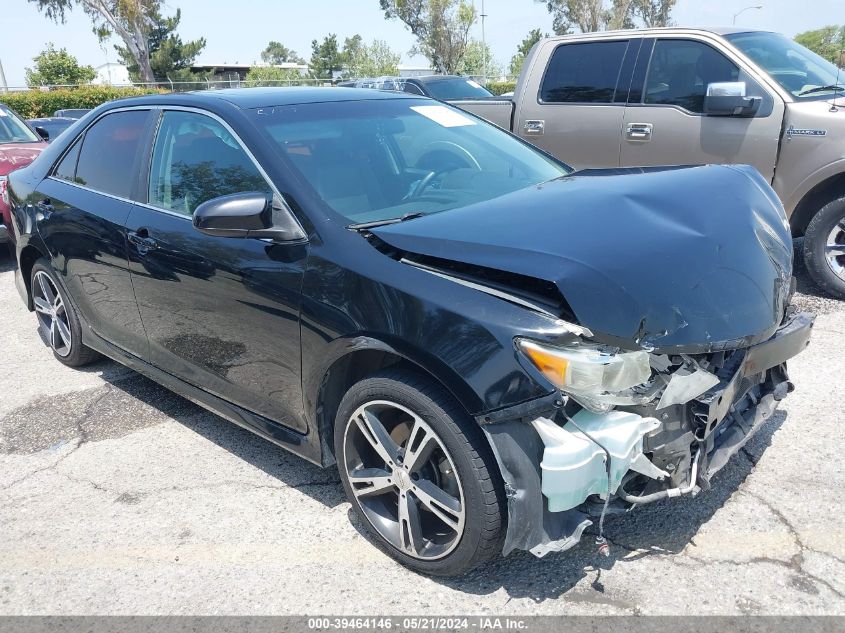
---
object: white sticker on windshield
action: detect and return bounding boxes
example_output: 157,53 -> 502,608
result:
410,105 -> 476,128
0,110 -> 7,117
466,80 -> 483,89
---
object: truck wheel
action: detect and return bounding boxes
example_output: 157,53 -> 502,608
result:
334,367 -> 505,576
804,198 -> 845,300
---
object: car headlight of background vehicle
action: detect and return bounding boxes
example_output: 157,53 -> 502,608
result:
517,338 -> 652,412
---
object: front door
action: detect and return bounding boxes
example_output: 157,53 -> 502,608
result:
619,37 -> 784,181
126,109 -> 308,432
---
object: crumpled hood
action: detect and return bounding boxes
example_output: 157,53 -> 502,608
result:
373,165 -> 793,352
0,142 -> 47,176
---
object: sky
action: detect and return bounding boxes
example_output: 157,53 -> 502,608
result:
1,0 -> 842,87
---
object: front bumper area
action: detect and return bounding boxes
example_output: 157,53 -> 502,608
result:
482,311 -> 815,558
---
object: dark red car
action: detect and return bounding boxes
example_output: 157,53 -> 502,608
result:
1,103 -> 48,244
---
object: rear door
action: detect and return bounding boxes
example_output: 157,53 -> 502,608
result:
34,108 -> 154,355
515,38 -> 637,168
125,108 -> 308,432
619,36 -> 784,180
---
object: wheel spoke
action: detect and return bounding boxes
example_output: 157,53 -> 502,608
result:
55,318 -> 71,349
348,467 -> 395,498
355,410 -> 401,466
33,296 -> 52,315
412,479 -> 462,533
398,493 -> 424,555
825,243 -> 845,256
37,274 -> 56,305
403,417 -> 438,473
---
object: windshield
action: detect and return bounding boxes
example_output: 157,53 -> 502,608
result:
424,78 -> 494,100
0,105 -> 40,144
251,98 -> 568,225
726,31 -> 844,100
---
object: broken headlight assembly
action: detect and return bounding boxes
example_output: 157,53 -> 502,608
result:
516,338 -> 656,413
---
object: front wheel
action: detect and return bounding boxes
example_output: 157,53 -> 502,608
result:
803,197 -> 845,299
334,368 -> 505,576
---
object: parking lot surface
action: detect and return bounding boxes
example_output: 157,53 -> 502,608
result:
1,249 -> 844,615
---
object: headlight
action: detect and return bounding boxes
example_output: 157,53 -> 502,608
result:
517,338 -> 652,412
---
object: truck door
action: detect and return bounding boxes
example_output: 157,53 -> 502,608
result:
619,37 -> 784,181
515,38 -> 637,169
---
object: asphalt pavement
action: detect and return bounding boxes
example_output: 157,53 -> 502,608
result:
1,248 -> 843,615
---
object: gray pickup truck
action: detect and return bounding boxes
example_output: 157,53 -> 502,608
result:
458,27 -> 845,299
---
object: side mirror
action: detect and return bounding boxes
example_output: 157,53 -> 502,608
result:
193,191 -> 306,242
704,82 -> 761,117
34,126 -> 49,141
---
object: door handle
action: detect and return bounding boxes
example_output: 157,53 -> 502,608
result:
128,228 -> 158,254
523,119 -> 545,136
36,198 -> 54,219
626,123 -> 653,141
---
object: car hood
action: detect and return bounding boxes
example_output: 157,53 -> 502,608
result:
373,165 -> 793,353
0,142 -> 47,176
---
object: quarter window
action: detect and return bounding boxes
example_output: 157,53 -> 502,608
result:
644,39 -> 739,113
53,138 -> 82,183
74,110 -> 149,198
148,111 -> 270,216
540,40 -> 629,103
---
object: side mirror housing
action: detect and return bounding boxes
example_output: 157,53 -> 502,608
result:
34,126 -> 50,141
193,192 -> 306,242
704,82 -> 761,117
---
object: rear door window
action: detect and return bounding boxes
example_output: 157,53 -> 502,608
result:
540,40 -> 629,103
73,110 -> 149,198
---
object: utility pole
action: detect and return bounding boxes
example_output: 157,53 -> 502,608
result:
0,58 -> 7,93
481,0 -> 488,84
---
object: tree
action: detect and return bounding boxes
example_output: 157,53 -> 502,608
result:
538,0 -> 675,34
509,28 -> 545,76
25,43 -> 96,86
245,66 -> 305,87
456,40 -> 501,78
380,0 -> 477,74
115,8 -> 205,82
261,41 -> 305,65
345,39 -> 401,78
310,34 -> 344,79
795,26 -> 845,65
28,0 -> 160,83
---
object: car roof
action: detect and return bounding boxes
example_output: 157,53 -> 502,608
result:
106,87 -> 418,111
543,26 -> 775,41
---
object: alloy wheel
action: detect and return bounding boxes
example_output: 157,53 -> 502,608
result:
343,400 -> 466,560
826,217 -> 845,281
32,270 -> 72,357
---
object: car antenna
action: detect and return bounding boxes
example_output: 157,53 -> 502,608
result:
832,49 -> 843,113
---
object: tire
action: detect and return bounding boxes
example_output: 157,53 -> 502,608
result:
30,259 -> 100,367
334,367 -> 505,576
803,197 -> 845,300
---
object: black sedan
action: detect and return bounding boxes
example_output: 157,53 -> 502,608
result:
6,88 -> 813,576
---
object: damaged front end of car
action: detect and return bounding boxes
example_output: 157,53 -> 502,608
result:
372,163 -> 815,559
481,309 -> 812,558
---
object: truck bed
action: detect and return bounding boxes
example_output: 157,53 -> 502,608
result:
451,99 -> 515,131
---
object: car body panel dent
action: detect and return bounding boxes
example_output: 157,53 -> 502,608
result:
373,164 -> 793,353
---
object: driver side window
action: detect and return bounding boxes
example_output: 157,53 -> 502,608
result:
148,111 -> 270,216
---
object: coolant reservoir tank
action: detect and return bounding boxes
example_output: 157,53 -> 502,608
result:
532,410 -> 660,512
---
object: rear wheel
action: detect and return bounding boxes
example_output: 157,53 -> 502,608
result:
334,368 -> 505,576
31,259 -> 100,367
804,197 -> 845,299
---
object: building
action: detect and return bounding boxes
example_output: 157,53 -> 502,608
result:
91,62 -> 131,86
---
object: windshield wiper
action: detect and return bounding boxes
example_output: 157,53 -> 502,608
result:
798,84 -> 845,96
347,212 -> 426,231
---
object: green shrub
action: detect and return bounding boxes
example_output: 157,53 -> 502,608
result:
486,81 -> 516,96
0,86 -> 165,118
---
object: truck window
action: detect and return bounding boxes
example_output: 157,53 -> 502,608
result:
540,40 -> 629,104
644,40 -> 739,113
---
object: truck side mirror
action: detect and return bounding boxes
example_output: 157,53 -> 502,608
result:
704,82 -> 761,117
